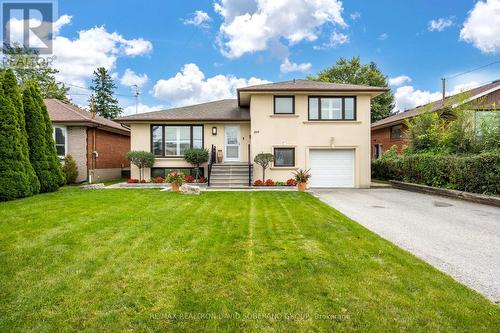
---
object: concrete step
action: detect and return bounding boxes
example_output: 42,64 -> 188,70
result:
210,175 -> 249,180
210,180 -> 250,186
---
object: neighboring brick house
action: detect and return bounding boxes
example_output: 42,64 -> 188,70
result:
45,99 -> 130,182
371,80 -> 500,158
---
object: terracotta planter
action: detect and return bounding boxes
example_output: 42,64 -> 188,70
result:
297,182 -> 307,192
171,183 -> 180,192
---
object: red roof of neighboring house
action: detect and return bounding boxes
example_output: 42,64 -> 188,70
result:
44,99 -> 130,136
371,80 -> 500,130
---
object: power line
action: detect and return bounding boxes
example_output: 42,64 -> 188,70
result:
445,59 -> 500,79
61,81 -> 136,98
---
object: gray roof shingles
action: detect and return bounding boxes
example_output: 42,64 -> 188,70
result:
238,79 -> 388,92
116,99 -> 249,122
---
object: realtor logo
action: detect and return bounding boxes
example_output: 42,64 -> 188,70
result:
2,1 -> 55,54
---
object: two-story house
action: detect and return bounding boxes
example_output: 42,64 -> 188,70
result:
116,80 -> 387,188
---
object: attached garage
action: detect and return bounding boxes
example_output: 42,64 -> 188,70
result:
309,149 -> 355,188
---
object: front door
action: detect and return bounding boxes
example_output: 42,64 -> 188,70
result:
224,125 -> 240,162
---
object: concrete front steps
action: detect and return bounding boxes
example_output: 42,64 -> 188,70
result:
209,163 -> 252,188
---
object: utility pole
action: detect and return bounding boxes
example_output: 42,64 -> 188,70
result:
132,84 -> 140,114
441,78 -> 446,100
91,94 -> 95,119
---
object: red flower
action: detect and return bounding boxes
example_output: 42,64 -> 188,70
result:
253,179 -> 264,186
265,179 -> 275,186
286,178 -> 296,186
127,178 -> 139,183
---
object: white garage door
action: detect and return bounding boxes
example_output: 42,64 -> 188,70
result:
309,149 -> 355,188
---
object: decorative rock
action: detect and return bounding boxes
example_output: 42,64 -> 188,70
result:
180,184 -> 201,195
80,183 -> 106,190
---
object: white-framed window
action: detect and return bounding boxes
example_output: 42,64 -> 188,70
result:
53,126 -> 67,158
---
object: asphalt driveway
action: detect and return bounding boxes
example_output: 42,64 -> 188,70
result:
312,188 -> 500,303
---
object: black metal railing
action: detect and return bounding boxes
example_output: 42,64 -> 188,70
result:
208,144 -> 216,186
248,143 -> 252,187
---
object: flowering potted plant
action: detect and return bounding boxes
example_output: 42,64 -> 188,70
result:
292,169 -> 311,192
165,172 -> 185,192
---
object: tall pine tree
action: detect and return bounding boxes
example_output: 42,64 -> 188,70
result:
89,67 -> 122,119
1,69 -> 40,195
0,81 -> 32,201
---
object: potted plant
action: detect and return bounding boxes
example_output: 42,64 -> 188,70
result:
165,172 -> 185,192
292,169 -> 311,192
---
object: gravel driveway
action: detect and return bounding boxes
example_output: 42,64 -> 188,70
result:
312,188 -> 500,303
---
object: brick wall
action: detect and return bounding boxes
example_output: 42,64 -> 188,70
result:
371,125 -> 408,157
87,128 -> 130,170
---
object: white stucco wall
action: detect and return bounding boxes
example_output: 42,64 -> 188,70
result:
249,93 -> 372,188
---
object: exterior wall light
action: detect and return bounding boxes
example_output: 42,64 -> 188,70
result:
212,127 -> 217,135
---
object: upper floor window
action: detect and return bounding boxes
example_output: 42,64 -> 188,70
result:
151,125 -> 203,157
390,124 -> 403,140
53,126 -> 66,158
308,97 -> 356,120
274,96 -> 295,114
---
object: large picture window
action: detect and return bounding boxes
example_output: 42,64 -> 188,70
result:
151,125 -> 203,157
308,97 -> 356,120
274,148 -> 295,167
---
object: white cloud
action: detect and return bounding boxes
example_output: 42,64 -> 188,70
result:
460,0 -> 500,53
394,86 -> 442,111
378,33 -> 388,41
389,75 -> 412,86
350,12 -> 361,21
280,58 -> 312,73
428,17 -> 454,32
123,103 -> 166,116
40,16 -> 153,88
214,0 -> 346,58
313,30 -> 349,50
183,10 -> 212,28
6,15 -> 72,48
152,63 -> 271,106
120,68 -> 148,88
393,81 -> 481,111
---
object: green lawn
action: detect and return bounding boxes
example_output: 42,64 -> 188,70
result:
0,188 -> 498,332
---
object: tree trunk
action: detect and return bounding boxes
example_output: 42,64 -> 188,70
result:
262,167 -> 265,181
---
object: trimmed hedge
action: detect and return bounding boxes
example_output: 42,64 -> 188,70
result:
372,152 -> 500,195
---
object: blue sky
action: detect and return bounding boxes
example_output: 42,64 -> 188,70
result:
44,0 -> 500,114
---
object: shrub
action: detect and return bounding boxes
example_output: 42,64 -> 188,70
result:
127,178 -> 139,183
1,70 -> 39,196
183,148 -> 209,180
153,176 -> 164,183
275,181 -> 285,186
140,179 -> 147,183
127,151 -> 155,181
254,153 -> 274,180
372,151 -> 500,195
253,179 -> 264,186
165,172 -> 185,185
184,175 -> 195,183
292,169 -> 311,184
265,179 -> 275,186
62,154 -> 79,184
286,178 -> 296,186
198,176 -> 207,183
